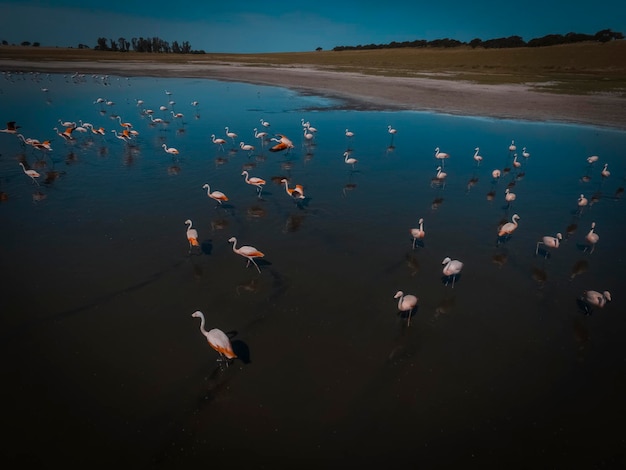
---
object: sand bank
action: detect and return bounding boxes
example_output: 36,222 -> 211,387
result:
2,59 -> 625,130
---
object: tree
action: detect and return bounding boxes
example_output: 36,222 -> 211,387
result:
21,41 -> 31,46
96,37 -> 108,50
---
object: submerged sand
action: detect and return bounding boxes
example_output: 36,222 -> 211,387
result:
2,59 -> 625,130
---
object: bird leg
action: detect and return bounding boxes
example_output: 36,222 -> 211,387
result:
246,258 -> 261,274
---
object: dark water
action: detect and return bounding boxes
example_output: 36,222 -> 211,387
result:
1,71 -> 625,467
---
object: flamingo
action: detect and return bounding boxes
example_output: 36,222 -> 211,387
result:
473,147 -> 483,165
512,154 -> 521,169
580,290 -> 612,315
260,118 -> 270,128
269,134 -> 294,153
191,101 -> 199,107
585,222 -> 599,252
410,218 -> 425,249
492,169 -> 501,179
54,126 -> 75,141
239,141 -> 255,155
587,155 -> 599,164
536,232 -> 562,257
241,170 -> 266,196
171,111 -> 184,119
211,134 -> 227,151
442,257 -> 463,288
577,194 -> 588,208
344,151 -> 358,169
191,311 -> 237,363
116,116 -> 132,129
505,188 -> 516,206
601,163 -> 610,178
387,125 -> 397,135
184,219 -> 199,251
149,115 -> 164,124
435,147 -> 450,166
345,128 -> 354,139
202,183 -> 229,205
498,213 -> 521,237
280,178 -> 305,199
253,127 -> 268,142
522,147 -> 530,158
111,129 -> 130,142
162,143 -> 179,155
19,162 -> 40,185
228,237 -> 265,273
435,166 -> 447,180
303,127 -> 314,142
225,127 -> 238,142
394,291 -> 418,326
58,119 -> 76,128
508,140 -> 517,152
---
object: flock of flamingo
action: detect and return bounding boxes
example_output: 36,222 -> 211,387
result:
1,73 -> 618,365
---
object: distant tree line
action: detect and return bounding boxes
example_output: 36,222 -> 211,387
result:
332,29 -> 624,51
94,36 -> 205,54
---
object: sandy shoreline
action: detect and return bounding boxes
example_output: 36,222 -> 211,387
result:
2,59 -> 626,130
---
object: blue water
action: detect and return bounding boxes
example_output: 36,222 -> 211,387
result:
1,71 -> 625,467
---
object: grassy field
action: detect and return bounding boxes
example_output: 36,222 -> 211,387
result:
2,41 -> 626,95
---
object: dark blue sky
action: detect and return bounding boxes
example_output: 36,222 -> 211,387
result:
1,0 -> 624,52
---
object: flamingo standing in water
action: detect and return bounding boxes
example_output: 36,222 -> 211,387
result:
19,162 -> 40,185
228,237 -> 265,273
522,147 -> 530,158
536,232 -> 562,257
505,188 -> 516,207
473,147 -> 483,166
253,127 -> 268,144
410,218 -> 425,249
239,141 -> 255,155
191,311 -> 237,363
345,128 -> 354,139
585,222 -> 599,252
280,178 -> 305,199
587,155 -> 599,165
492,169 -> 501,179
211,134 -> 227,151
580,290 -> 612,315
442,257 -> 464,288
202,183 -> 229,205
184,219 -> 199,251
344,151 -> 358,169
225,126 -> 238,142
508,140 -> 517,152
435,147 -> 450,167
162,143 -> 179,155
498,213 -> 521,238
241,170 -> 266,196
260,118 -> 271,128
601,163 -> 610,178
269,134 -> 294,153
394,291 -> 418,326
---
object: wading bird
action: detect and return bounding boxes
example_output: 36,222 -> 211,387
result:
344,151 -> 358,169
435,147 -> 450,166
394,290 -> 418,326
0,121 -> 20,133
410,218 -> 425,249
536,232 -> 562,257
240,141 -> 255,155
601,163 -> 610,178
211,134 -> 227,151
241,170 -> 266,196
585,222 -> 599,252
442,257 -> 463,288
473,147 -> 483,166
184,219 -> 199,251
228,236 -> 265,273
225,126 -> 238,142
19,162 -> 40,185
280,178 -> 305,199
580,290 -> 611,315
162,143 -> 179,155
498,214 -> 521,238
202,183 -> 229,205
269,134 -> 294,152
191,311 -> 237,363
260,118 -> 270,128
508,140 -> 517,152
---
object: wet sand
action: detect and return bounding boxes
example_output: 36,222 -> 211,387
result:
2,58 -> 626,130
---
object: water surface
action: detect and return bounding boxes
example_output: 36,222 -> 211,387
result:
1,71 -> 625,467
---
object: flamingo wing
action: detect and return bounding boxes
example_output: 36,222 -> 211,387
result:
207,329 -> 237,359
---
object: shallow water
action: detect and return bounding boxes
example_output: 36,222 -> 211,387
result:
1,71 -> 625,467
